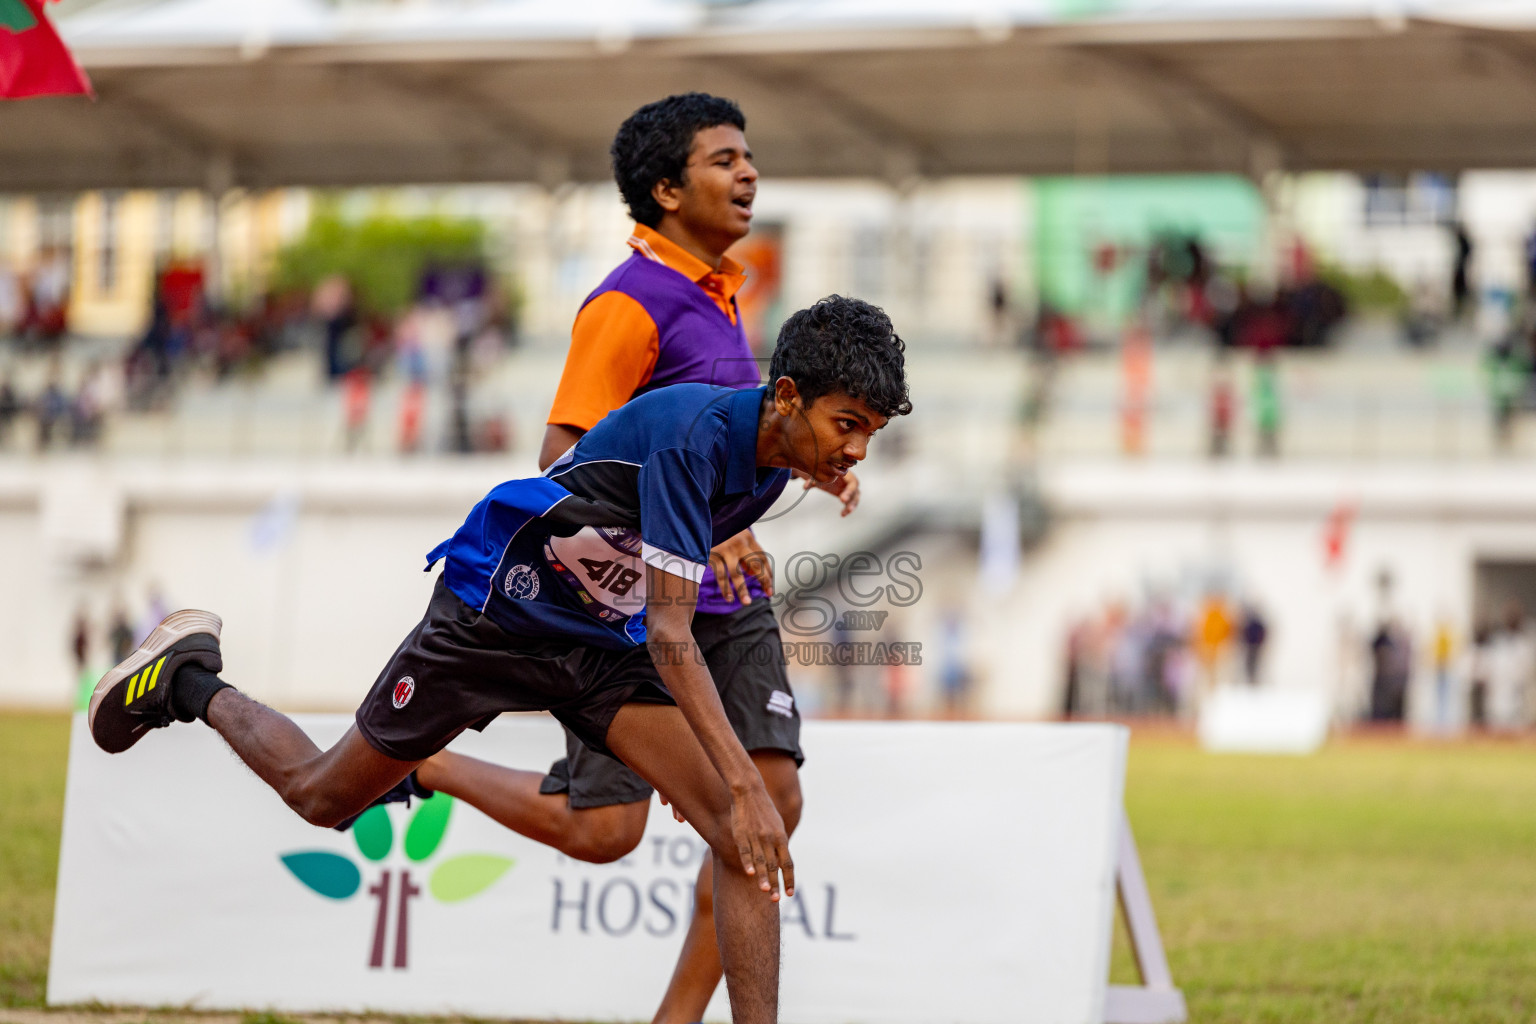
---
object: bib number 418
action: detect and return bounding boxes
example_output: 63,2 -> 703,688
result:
579,557 -> 642,597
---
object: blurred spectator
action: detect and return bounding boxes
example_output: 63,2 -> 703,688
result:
1252,351 -> 1282,457
1403,278 -> 1444,347
988,276 -> 1012,348
474,414 -> 511,454
1468,624 -> 1491,728
1368,618 -> 1412,722
1033,303 -> 1084,356
71,361 -> 108,447
70,605 -> 90,677
1143,598 -> 1185,713
1240,603 -> 1268,686
1483,602 -> 1535,731
882,624 -> 910,718
314,275 -> 359,380
0,262 -> 20,338
1065,590 -> 1226,718
1111,603 -> 1150,711
1192,591 -> 1235,693
107,604 -> 134,665
1525,224 -> 1536,301
24,247 -> 70,347
831,617 -> 855,714
448,344 -> 473,454
1120,324 -> 1151,456
1209,355 -> 1236,458
0,375 -> 21,448
1431,618 -> 1455,732
1451,222 -> 1473,320
398,378 -> 426,454
1484,336 -> 1528,451
342,367 -> 371,453
1063,614 -> 1099,717
136,584 -> 169,645
938,611 -> 971,717
35,369 -> 68,450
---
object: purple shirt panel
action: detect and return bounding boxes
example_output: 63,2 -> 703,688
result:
581,253 -> 767,615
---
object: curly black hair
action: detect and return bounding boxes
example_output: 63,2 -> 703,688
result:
768,296 -> 913,419
611,93 -> 746,228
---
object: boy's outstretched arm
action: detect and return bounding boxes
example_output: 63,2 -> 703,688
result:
643,564 -> 793,901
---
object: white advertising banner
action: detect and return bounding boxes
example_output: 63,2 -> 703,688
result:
49,715 -> 1128,1024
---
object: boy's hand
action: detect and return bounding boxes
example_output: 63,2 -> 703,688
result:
708,529 -> 774,605
730,781 -> 794,901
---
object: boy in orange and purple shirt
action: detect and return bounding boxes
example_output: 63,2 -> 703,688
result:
550,222 -> 766,613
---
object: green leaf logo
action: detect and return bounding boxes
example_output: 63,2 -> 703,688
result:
404,792 -> 452,861
430,854 -> 515,903
352,805 -> 393,862
280,851 -> 362,899
278,794 -> 513,904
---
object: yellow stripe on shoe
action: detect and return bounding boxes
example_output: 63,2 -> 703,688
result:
124,671 -> 140,705
145,656 -> 166,695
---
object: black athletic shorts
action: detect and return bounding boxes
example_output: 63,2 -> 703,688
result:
355,575 -> 674,763
540,598 -> 803,809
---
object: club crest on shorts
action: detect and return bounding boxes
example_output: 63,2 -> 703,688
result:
504,563 -> 540,600
392,675 -> 415,710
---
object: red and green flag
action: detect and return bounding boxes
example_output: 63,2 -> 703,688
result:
0,0 -> 92,99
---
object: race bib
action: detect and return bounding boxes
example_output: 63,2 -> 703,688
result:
544,526 -> 646,624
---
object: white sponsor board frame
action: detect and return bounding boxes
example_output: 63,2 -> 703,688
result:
50,715 -> 1181,1024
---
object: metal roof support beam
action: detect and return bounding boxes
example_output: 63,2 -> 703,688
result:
1452,27 -> 1536,100
1071,44 -> 1293,176
696,57 -> 928,186
94,83 -> 223,167
342,65 -> 569,178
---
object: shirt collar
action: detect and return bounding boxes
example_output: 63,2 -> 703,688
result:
724,386 -> 766,495
629,224 -> 746,301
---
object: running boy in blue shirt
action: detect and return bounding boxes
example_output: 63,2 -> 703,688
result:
88,295 -> 911,1024
407,92 -> 839,1024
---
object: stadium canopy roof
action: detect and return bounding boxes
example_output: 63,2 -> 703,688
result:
5,0 -> 1536,191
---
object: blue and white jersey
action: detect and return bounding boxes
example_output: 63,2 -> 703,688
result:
426,384 -> 790,650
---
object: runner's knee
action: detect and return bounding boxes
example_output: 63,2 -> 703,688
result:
283,773 -> 354,829
755,753 -> 804,834
563,802 -> 648,864
773,779 -> 804,835
692,856 -> 716,918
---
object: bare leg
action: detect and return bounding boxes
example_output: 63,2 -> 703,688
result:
653,751 -> 802,1024
417,750 -> 650,863
605,704 -> 782,1024
205,688 -> 420,828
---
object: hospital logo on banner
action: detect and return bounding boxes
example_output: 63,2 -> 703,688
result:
278,794 -> 513,968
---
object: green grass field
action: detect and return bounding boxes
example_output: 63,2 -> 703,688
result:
4,713 -> 1536,1022
1,714 -> 70,1009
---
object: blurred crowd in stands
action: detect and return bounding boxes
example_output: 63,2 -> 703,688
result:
1061,567 -> 1536,735
1021,227 -> 1536,457
0,253 -> 520,455
5,212 -> 1536,458
1341,596 -> 1536,734
1061,589 -> 1270,718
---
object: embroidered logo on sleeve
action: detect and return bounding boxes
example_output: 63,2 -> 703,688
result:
392,676 -> 416,709
766,690 -> 795,718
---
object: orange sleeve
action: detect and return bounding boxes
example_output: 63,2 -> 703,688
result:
547,290 -> 661,431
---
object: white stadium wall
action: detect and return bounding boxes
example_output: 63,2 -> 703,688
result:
4,459 -> 1536,726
